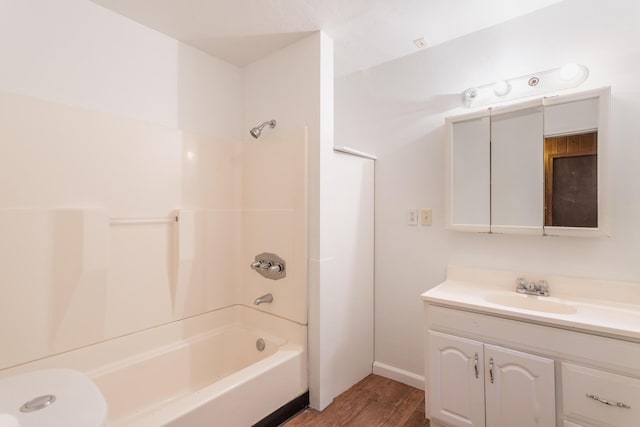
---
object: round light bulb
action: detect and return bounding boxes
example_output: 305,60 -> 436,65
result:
493,80 -> 510,96
560,63 -> 581,81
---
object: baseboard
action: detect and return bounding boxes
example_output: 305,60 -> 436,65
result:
253,391 -> 309,427
372,361 -> 425,390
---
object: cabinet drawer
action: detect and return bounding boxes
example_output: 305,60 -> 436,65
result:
562,362 -> 640,427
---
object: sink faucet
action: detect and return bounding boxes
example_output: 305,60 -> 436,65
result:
516,278 -> 549,297
254,293 -> 273,305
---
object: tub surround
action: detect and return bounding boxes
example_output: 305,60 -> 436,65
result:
1,0 -> 323,422
422,266 -> 640,427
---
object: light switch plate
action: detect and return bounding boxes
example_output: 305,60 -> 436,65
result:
407,209 -> 418,225
421,209 -> 432,226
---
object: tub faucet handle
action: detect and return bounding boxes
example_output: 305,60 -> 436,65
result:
269,263 -> 283,273
259,261 -> 272,270
250,252 -> 286,280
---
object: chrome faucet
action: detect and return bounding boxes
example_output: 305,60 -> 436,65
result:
250,253 -> 286,280
516,277 -> 549,296
254,293 -> 273,305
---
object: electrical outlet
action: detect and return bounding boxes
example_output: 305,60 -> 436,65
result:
407,209 -> 418,225
421,209 -> 432,226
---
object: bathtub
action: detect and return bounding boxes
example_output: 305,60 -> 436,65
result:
0,306 -> 307,426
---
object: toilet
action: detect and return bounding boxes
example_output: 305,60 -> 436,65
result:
0,369 -> 107,427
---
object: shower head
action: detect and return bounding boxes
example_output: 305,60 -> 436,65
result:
249,120 -> 276,139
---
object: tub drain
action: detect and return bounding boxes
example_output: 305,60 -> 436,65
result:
256,338 -> 265,351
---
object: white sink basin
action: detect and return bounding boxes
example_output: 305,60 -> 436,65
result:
421,267 -> 640,341
484,293 -> 577,314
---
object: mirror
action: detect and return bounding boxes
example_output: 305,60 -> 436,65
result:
447,113 -> 490,232
446,87 -> 609,236
490,103 -> 543,234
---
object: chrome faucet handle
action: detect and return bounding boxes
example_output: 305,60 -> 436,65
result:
259,261 -> 272,270
268,263 -> 283,273
516,277 -> 528,289
537,280 -> 549,295
250,252 -> 286,280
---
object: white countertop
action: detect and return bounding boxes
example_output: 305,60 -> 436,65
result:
422,267 -> 640,343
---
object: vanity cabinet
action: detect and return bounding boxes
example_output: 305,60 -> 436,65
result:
423,268 -> 640,427
427,330 -> 555,427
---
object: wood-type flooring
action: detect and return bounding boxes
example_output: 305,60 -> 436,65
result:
283,374 -> 429,427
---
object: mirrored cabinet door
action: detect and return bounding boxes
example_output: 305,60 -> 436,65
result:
543,91 -> 607,236
446,113 -> 490,232
491,102 -> 544,234
445,87 -> 610,237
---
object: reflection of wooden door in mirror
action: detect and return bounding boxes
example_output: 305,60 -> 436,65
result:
544,132 -> 597,227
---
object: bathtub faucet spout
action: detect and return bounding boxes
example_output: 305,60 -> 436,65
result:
254,293 -> 273,305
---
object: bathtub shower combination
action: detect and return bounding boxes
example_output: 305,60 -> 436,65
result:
0,93 -> 309,425
2,305 -> 306,426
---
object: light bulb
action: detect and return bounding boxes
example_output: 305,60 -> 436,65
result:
493,80 -> 511,96
560,63 -> 581,81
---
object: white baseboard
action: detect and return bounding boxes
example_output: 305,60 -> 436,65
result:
372,361 -> 425,390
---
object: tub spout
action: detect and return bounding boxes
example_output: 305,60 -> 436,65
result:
254,293 -> 273,305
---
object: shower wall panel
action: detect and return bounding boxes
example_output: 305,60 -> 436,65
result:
0,91 -> 241,369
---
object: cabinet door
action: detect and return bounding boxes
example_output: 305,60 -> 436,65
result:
490,103 -> 544,234
447,113 -> 491,232
427,331 -> 485,427
484,344 -> 555,427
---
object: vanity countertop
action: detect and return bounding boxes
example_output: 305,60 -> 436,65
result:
422,266 -> 640,343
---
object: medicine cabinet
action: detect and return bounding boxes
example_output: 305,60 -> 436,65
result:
445,87 -> 610,237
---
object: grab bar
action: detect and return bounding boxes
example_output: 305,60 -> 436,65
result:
109,216 -> 178,225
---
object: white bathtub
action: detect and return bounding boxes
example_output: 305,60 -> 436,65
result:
0,306 -> 307,427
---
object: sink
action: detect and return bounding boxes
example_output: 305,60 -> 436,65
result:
484,293 -> 577,315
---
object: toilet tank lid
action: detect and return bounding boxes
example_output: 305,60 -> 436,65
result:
0,368 -> 107,427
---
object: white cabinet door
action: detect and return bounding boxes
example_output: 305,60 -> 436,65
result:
447,113 -> 491,232
484,344 -> 556,427
490,103 -> 544,234
427,331 -> 485,427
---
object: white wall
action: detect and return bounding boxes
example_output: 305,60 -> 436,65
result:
335,0 -> 640,381
0,0 -> 242,137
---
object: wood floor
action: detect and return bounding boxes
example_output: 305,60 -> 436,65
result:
283,375 -> 429,427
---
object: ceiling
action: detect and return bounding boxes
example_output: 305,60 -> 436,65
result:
90,0 -> 564,76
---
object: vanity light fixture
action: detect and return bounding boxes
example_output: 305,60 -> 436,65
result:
462,63 -> 589,108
